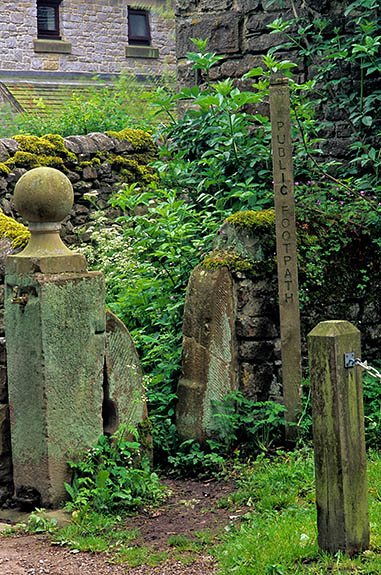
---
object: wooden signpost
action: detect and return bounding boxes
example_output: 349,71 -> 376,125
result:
269,76 -> 302,440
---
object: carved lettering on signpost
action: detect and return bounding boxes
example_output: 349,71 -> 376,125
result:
269,77 -> 302,440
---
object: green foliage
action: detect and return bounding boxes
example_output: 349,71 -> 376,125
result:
166,395 -> 288,476
266,0 -> 380,219
12,508 -> 58,534
65,425 -> 166,514
0,72 -> 175,138
167,440 -> 227,478
211,392 -> 288,455
53,512 -> 139,553
108,184 -> 225,463
149,43 -> 274,212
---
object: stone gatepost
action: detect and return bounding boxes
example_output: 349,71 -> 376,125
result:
5,167 -> 106,508
308,320 -> 369,555
176,210 -> 280,444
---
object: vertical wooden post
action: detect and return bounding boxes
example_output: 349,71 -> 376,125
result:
308,320 -> 369,555
269,76 -> 302,440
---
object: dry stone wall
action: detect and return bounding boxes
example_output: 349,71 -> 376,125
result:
0,130 -> 157,246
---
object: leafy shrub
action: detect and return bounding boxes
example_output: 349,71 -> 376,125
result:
13,508 -> 58,535
108,184 -> 225,463
166,395 -> 288,476
78,6 -> 379,469
65,426 -> 166,514
0,72 -> 175,138
211,392 -> 288,455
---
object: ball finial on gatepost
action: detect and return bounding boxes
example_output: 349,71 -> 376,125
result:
11,167 -> 86,273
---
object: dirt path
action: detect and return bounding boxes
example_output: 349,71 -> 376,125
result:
0,478 -> 242,575
0,536 -> 217,575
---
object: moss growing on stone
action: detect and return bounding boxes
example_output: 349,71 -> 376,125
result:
111,155 -> 158,186
225,209 -> 275,230
14,134 -> 57,156
105,128 -> 157,164
106,128 -> 156,153
0,212 -> 30,248
6,151 -> 40,169
201,250 -> 255,272
13,134 -> 76,163
6,152 -> 67,171
0,163 -> 11,176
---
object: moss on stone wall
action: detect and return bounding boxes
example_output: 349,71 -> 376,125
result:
106,128 -> 157,164
225,209 -> 275,230
13,134 -> 76,162
110,155 -> 158,186
106,128 -> 156,152
201,250 -> 255,272
6,152 -> 67,172
0,163 -> 11,176
3,130 -> 157,184
0,212 -> 30,248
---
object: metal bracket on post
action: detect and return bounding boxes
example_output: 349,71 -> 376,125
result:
344,352 -> 355,369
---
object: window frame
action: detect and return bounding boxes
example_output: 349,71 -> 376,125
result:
37,0 -> 62,40
128,7 -> 151,46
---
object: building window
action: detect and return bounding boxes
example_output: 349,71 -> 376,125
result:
37,0 -> 61,40
128,7 -> 151,45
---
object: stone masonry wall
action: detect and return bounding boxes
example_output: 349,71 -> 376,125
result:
177,214 -> 381,442
0,130 -> 158,245
0,0 -> 175,77
175,0 -> 371,160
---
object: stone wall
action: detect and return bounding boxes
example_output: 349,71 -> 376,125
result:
0,0 -> 175,77
0,129 -> 158,246
177,211 -> 381,442
175,0 -> 369,160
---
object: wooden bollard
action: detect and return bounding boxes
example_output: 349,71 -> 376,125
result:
308,320 -> 369,555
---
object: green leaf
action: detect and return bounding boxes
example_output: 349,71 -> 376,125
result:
362,115 -> 373,126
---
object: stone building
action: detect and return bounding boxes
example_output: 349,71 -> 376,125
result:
0,0 -> 175,112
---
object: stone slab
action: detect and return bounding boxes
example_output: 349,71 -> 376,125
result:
104,310 -> 148,435
177,267 -> 238,442
5,271 -> 106,507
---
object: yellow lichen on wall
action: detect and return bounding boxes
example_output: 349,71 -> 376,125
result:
0,212 -> 30,248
